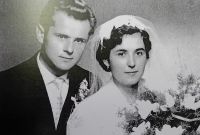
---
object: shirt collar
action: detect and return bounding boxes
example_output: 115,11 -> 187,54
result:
37,53 -> 69,85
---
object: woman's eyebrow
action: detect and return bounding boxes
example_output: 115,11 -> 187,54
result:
135,48 -> 145,51
116,49 -> 126,52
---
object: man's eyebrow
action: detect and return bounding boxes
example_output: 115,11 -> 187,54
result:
55,33 -> 70,38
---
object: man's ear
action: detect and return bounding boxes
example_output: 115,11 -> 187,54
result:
36,24 -> 45,44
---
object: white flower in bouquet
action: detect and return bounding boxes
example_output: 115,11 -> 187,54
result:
165,92 -> 175,108
136,100 -> 151,119
155,124 -> 184,135
130,121 -> 150,135
136,100 -> 159,119
151,102 -> 160,112
181,94 -> 200,110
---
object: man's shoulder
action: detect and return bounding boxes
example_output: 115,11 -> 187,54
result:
68,65 -> 102,96
0,54 -> 38,81
70,65 -> 91,74
68,65 -> 91,81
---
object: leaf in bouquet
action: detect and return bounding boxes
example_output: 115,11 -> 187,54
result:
153,91 -> 166,105
117,107 -> 144,134
146,110 -> 172,130
168,89 -> 177,98
180,121 -> 191,129
182,130 -> 200,135
195,108 -> 200,117
187,74 -> 196,85
117,107 -> 126,118
125,111 -> 140,122
137,90 -> 157,103
143,128 -> 156,135
179,120 -> 200,132
126,119 -> 144,133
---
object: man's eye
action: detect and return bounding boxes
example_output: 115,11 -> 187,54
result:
57,35 -> 68,39
75,39 -> 86,43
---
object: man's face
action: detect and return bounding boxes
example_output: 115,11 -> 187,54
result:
41,11 -> 90,73
108,33 -> 148,88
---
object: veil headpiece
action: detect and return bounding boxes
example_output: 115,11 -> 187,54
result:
79,15 -> 179,92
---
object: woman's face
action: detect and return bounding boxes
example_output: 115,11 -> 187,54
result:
107,33 -> 148,89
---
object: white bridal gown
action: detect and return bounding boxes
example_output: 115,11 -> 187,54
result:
67,78 -> 144,135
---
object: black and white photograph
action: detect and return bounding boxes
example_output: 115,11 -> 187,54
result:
1,0 -> 200,135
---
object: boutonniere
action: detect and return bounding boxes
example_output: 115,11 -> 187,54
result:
71,78 -> 90,106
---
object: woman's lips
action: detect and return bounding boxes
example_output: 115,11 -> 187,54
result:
125,71 -> 138,75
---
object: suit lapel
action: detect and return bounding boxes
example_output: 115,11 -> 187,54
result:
26,53 -> 56,134
57,65 -> 86,134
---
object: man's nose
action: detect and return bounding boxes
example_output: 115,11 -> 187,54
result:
127,54 -> 135,68
63,40 -> 74,55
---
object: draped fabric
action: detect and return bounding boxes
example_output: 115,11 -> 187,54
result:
78,15 -> 182,92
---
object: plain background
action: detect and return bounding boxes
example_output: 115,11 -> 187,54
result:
0,0 -> 200,76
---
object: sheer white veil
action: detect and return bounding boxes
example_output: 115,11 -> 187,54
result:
78,15 -> 181,92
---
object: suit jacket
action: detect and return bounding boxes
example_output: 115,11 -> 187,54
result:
0,53 -> 98,135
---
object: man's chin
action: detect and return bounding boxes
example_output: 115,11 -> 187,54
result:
57,64 -> 75,71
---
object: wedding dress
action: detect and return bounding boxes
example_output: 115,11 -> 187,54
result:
67,78 -> 146,135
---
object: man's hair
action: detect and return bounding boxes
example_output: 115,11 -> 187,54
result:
96,25 -> 152,72
39,0 -> 96,36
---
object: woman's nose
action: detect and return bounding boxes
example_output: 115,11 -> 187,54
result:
63,40 -> 74,55
127,54 -> 135,68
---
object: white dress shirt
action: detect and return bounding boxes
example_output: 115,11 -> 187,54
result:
37,53 -> 69,128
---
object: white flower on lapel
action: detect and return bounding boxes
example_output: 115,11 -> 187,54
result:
78,79 -> 90,100
71,79 -> 90,106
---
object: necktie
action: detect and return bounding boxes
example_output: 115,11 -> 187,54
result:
53,78 -> 64,128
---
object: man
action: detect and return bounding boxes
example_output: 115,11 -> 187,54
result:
0,0 -> 99,134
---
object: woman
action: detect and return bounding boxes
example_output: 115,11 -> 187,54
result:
67,15 -> 178,135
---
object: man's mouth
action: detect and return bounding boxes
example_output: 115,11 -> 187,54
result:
59,56 -> 73,60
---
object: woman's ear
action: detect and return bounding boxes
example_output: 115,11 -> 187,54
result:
103,59 -> 110,69
36,24 -> 45,44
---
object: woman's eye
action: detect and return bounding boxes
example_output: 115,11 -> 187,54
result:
136,51 -> 143,56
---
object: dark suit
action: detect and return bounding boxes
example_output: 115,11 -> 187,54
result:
0,53 -> 98,135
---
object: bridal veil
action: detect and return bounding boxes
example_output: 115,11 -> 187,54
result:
78,15 -> 182,93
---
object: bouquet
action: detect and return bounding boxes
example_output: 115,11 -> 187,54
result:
166,74 -> 200,134
118,74 -> 200,135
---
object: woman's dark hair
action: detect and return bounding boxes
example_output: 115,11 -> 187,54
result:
96,25 -> 152,72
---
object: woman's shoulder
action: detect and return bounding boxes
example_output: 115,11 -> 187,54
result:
79,82 -> 112,106
73,81 -> 116,115
68,83 -> 113,128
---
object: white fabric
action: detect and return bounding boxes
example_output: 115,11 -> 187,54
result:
67,78 -> 144,135
37,53 -> 69,128
85,15 -> 181,92
52,78 -> 64,127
